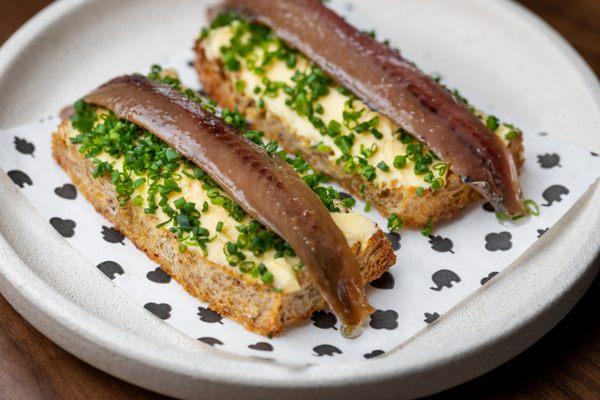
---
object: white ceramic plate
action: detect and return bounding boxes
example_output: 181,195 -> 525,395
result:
0,0 -> 598,399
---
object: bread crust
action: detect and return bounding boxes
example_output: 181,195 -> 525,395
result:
52,121 -> 395,336
194,41 -> 525,227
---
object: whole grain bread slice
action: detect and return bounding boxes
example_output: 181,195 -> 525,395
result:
194,42 -> 525,227
52,120 -> 395,336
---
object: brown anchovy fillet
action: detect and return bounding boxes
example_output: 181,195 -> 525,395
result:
83,74 -> 371,328
211,0 -> 526,215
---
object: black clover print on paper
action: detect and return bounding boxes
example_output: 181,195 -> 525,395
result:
49,217 -> 76,238
369,309 -> 399,330
430,269 -> 461,291
96,261 -> 124,280
248,342 -> 273,351
369,271 -> 395,290
482,202 -> 495,212
13,137 -> 35,157
541,185 -> 569,207
537,228 -> 549,238
313,344 -> 342,357
424,312 -> 440,324
384,232 -> 400,251
8,170 -> 32,188
144,302 -> 172,320
146,267 -> 171,283
485,232 -> 512,251
537,153 -> 561,168
101,226 -> 125,245
54,183 -> 77,200
428,235 -> 455,254
364,350 -> 385,359
311,310 -> 338,330
198,337 -> 223,347
480,271 -> 499,285
197,306 -> 223,324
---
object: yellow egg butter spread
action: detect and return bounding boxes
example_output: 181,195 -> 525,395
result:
65,96 -> 376,293
199,19 -> 520,193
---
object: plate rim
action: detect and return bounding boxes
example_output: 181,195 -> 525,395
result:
0,0 -> 598,398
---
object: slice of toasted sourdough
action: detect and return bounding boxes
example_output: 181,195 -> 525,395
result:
52,120 -> 395,336
194,37 -> 524,227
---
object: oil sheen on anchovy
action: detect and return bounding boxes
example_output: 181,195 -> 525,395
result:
211,0 -> 526,216
83,74 -> 371,333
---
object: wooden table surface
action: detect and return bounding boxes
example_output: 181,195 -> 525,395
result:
0,1 -> 598,399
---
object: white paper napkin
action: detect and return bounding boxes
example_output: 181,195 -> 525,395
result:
1,52 -> 598,365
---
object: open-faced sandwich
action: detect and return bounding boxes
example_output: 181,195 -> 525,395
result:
52,68 -> 395,336
195,0 -> 526,227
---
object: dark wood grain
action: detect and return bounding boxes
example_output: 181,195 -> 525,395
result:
431,271 -> 600,400
0,1 -> 598,399
0,295 -> 169,400
517,0 -> 600,75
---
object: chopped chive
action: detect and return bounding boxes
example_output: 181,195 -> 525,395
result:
505,129 -> 518,141
258,263 -> 267,275
165,148 -> 179,161
316,142 -> 332,153
377,161 -> 390,172
486,115 -> 499,131
173,197 -> 186,209
421,218 -> 433,237
393,155 -> 407,169
132,195 -> 143,207
525,199 -> 540,216
341,197 -> 356,208
261,271 -> 274,284
239,261 -> 255,273
387,213 -> 403,232
235,80 -> 246,92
